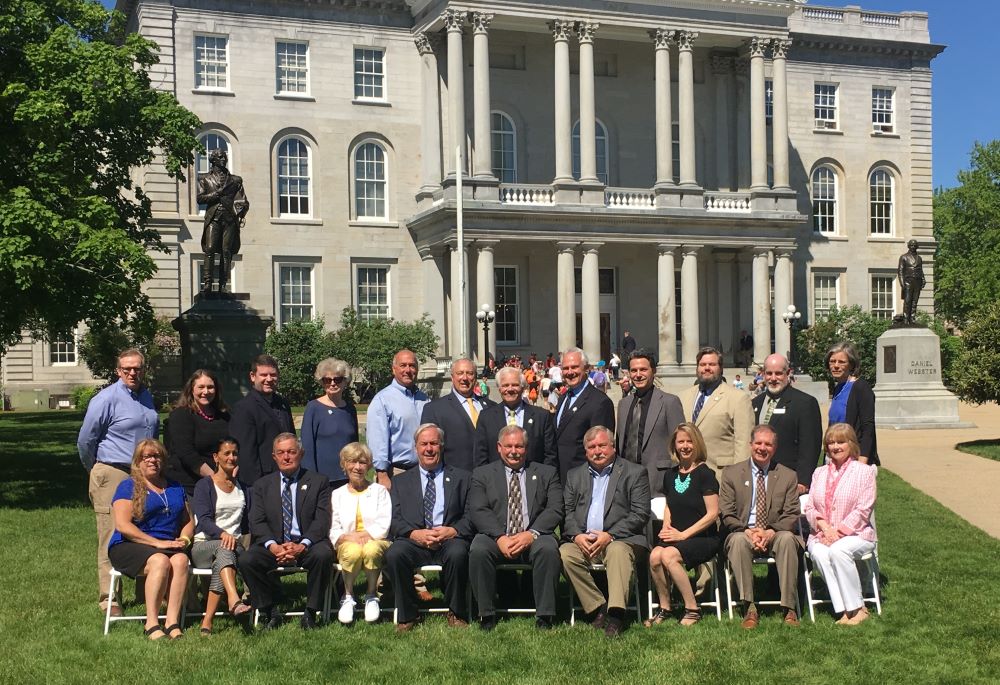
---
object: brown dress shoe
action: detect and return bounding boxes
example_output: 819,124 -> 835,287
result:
446,611 -> 468,628
784,610 -> 800,627
395,620 -> 419,634
740,610 -> 760,630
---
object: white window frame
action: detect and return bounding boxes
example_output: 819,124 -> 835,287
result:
671,121 -> 681,183
194,132 -> 231,215
191,257 -> 238,301
870,274 -> 897,320
490,111 -> 517,183
812,272 -> 841,320
572,119 -> 609,185
813,82 -> 838,130
354,263 -> 391,322
871,87 -> 894,134
194,34 -> 229,91
50,331 -> 78,366
811,165 -> 838,235
765,78 -> 774,123
353,140 -> 388,220
353,47 -> 386,102
869,168 -> 894,236
494,265 -> 520,345
276,136 -> 312,218
275,262 -> 316,326
276,40 -> 309,95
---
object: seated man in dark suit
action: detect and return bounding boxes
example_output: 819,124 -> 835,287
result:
560,426 -> 650,637
468,425 -> 563,630
238,433 -> 333,630
554,348 -> 616,481
384,423 -> 474,632
421,358 -> 494,473
475,366 -> 557,468
719,424 -> 802,629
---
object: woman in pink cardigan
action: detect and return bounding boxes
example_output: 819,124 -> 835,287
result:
804,423 -> 877,625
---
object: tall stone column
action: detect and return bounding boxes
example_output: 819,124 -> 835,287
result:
415,34 -> 442,196
445,9 -> 467,177
677,30 -> 699,187
652,29 -> 675,187
773,250 -> 792,360
550,20 -> 574,183
680,246 -> 701,365
748,37 -> 768,190
577,22 -> 600,184
711,55 -> 733,191
657,245 -> 677,369
580,243 -> 602,363
556,242 -> 577,353
716,253 -> 736,365
735,57 -> 750,190
471,13 -> 494,179
419,246 -> 446,362
475,240 -> 498,363
771,38 -> 792,190
752,248 -> 771,363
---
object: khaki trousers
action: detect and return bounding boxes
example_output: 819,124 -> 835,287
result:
89,463 -> 129,601
724,530 -> 800,610
559,540 -> 636,614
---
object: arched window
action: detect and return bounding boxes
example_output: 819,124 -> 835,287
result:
354,141 -> 387,219
572,119 -> 608,185
491,111 -> 516,183
195,133 -> 230,213
277,137 -> 310,216
869,168 -> 894,235
811,166 -> 837,234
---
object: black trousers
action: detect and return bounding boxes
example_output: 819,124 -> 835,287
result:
239,541 -> 333,612
384,538 -> 469,623
469,533 -> 560,619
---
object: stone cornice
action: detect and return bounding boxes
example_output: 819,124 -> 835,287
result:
791,34 -> 945,60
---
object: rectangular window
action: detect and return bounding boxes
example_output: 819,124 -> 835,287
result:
871,275 -> 896,319
356,266 -> 390,321
574,268 -> 615,295
872,87 -> 894,133
813,274 -> 839,320
765,79 -> 774,123
50,335 -> 77,365
672,122 -> 681,183
354,47 -> 385,100
276,41 -> 308,94
494,266 -> 519,344
195,35 -> 228,90
814,83 -> 838,129
278,265 -> 313,325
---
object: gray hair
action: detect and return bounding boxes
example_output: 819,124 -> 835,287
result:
495,366 -> 525,387
449,357 -> 476,375
497,424 -> 527,445
314,357 -> 351,383
272,432 -> 301,452
561,346 -> 589,367
583,425 -> 614,445
825,341 -> 860,375
414,422 -> 445,446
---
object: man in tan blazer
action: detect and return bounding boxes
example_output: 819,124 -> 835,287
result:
679,346 -> 754,474
719,424 -> 802,628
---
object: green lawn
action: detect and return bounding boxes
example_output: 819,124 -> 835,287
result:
1,410 -> 999,684
957,438 -> 1000,462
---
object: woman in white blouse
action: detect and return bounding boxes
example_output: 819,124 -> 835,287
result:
329,442 -> 392,624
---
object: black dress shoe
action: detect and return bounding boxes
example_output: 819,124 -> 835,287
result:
300,610 -> 318,630
589,605 -> 608,630
262,608 -> 283,631
603,615 -> 624,638
535,616 -> 554,630
479,615 -> 498,632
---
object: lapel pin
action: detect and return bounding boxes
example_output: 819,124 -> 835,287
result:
744,481 -> 749,487
531,474 -> 537,480
301,484 -> 308,491
572,406 -> 578,412
327,409 -> 333,415
528,418 -> 534,424
445,477 -> 451,482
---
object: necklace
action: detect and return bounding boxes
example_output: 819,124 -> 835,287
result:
150,484 -> 170,515
674,470 -> 693,494
195,405 -> 215,421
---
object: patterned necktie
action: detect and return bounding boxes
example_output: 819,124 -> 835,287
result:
507,407 -> 517,426
423,471 -> 437,529
762,397 -> 777,424
692,391 -> 707,423
467,397 -> 479,427
626,395 -> 642,463
508,470 -> 524,535
754,468 -> 768,528
281,476 -> 294,542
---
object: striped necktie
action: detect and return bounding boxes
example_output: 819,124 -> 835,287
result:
423,471 -> 436,529
281,476 -> 294,542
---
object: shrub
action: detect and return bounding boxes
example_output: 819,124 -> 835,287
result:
950,302 -> 1000,405
79,316 -> 180,386
263,318 -> 334,405
70,385 -> 101,412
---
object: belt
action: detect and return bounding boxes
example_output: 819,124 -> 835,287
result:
98,462 -> 131,474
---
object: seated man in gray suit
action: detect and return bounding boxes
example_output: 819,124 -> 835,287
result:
560,426 -> 650,638
468,425 -> 563,631
719,424 -> 802,629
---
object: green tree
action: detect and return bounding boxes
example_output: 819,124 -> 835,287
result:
796,306 -> 892,386
78,316 -> 180,386
950,302 -> 1000,405
934,140 -> 1000,328
263,318 -> 333,405
0,0 -> 201,355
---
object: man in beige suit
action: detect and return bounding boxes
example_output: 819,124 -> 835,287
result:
719,424 -> 802,629
679,347 -> 754,474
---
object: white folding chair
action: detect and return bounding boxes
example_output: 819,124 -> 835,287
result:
567,561 -> 643,626
103,567 -> 185,636
493,563 -> 537,616
251,565 -> 334,625
391,564 -> 473,624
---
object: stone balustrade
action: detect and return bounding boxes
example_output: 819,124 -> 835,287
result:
704,191 -> 752,213
499,183 -> 555,205
604,187 -> 656,208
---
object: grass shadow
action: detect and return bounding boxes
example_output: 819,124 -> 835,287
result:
0,411 -> 90,509
956,438 -> 1000,462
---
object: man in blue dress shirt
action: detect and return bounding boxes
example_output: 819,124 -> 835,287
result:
369,349 -> 429,490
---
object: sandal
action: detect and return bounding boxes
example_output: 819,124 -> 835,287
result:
229,600 -> 252,617
680,608 -> 702,626
144,624 -> 167,641
643,609 -> 671,628
200,627 -> 213,636
164,623 -> 184,640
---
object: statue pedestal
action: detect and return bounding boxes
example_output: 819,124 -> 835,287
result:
874,327 -> 973,429
172,293 -> 273,402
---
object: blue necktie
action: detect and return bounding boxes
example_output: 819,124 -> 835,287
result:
692,392 -> 707,423
281,476 -> 294,542
423,472 -> 436,529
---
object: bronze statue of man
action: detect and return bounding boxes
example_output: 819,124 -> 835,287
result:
897,239 -> 925,325
197,149 -> 249,293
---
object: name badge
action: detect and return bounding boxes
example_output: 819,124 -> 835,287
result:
773,408 -> 786,414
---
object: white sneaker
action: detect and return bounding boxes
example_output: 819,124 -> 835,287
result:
364,595 -> 381,623
338,596 -> 356,624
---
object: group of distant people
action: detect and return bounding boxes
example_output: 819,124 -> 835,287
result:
79,338 -> 879,639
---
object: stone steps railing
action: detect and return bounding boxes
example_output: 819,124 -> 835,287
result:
704,191 -> 752,213
604,187 -> 655,208
499,183 -> 555,205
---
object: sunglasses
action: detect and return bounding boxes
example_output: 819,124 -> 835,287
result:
322,376 -> 347,385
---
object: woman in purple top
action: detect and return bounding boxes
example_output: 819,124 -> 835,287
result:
301,358 -> 359,489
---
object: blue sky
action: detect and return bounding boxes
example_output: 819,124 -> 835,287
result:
102,0 -> 991,188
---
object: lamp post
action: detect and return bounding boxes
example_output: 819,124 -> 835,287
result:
475,303 -> 495,377
781,304 -> 802,372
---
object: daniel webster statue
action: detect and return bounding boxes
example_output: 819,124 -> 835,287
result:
897,239 -> 925,325
197,149 -> 249,293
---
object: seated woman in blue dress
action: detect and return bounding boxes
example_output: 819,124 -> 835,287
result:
191,437 -> 251,634
301,358 -> 359,489
645,422 -> 720,627
108,439 -> 193,640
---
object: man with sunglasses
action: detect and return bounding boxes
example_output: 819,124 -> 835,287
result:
78,348 -> 160,617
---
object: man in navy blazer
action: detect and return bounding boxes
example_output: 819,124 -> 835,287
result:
229,354 -> 295,487
467,425 -> 563,630
475,366 -> 557,468
421,358 -> 495,473
238,433 -> 333,630
384,423 -> 474,632
553,348 -> 616,481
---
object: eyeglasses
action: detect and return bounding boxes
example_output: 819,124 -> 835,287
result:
321,376 -> 347,385
118,367 -> 143,375
140,454 -> 162,462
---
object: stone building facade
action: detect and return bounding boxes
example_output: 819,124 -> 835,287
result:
1,0 -> 944,404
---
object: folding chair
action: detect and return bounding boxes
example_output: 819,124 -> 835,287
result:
567,560 -> 643,626
252,566 -> 334,625
103,567 -> 186,636
391,564 -> 473,624
492,563 -> 537,616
